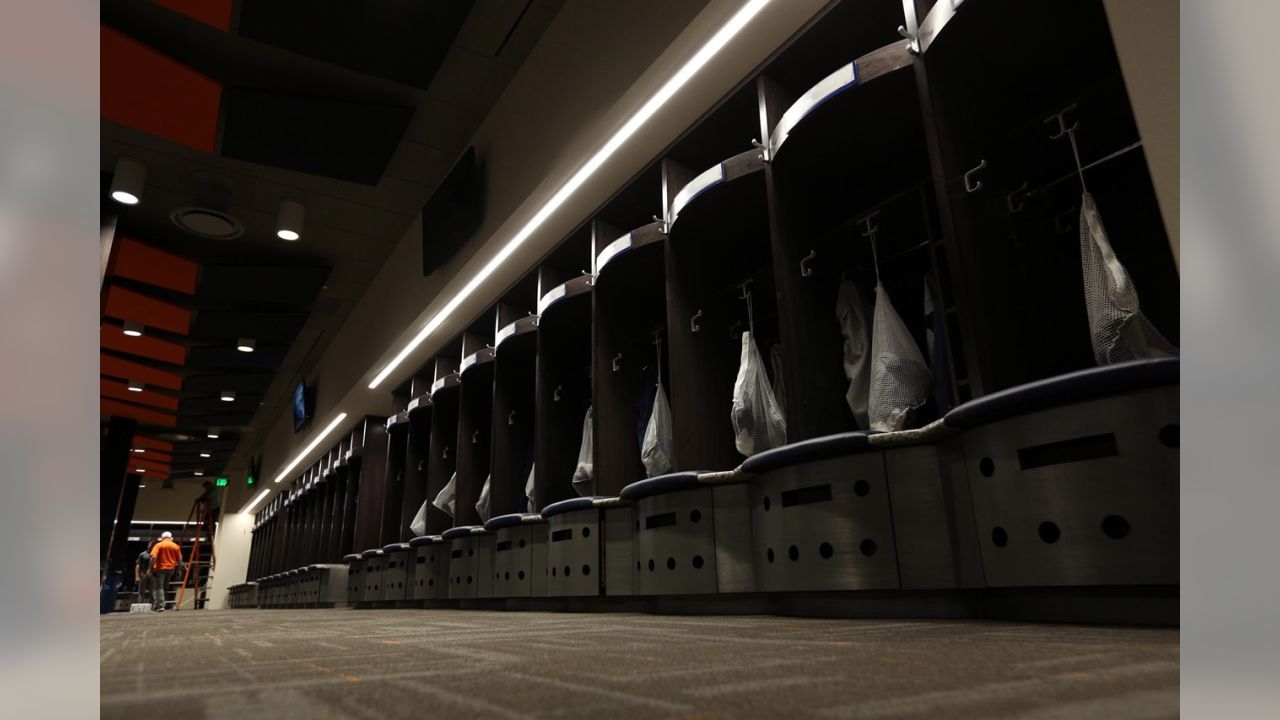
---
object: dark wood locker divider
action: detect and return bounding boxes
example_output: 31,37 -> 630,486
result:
591,165 -> 669,495
424,355 -> 461,534
534,224 -> 594,507
317,445 -> 341,561
352,416 -> 389,552
759,2 -> 956,435
661,82 -> 779,472
337,426 -> 364,558
489,273 -> 539,517
911,0 -> 1179,394
455,320 -> 497,526
400,373 -> 433,540
381,381 -> 415,544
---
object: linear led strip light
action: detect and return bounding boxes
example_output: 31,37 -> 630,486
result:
368,0 -> 773,390
240,412 -> 350,514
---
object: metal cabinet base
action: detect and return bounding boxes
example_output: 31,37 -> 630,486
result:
381,548 -> 412,603
749,453 -> 899,592
633,488 -> 719,595
545,509 -> 601,597
411,540 -> 448,600
362,553 -> 387,603
491,524 -> 548,598
345,558 -> 364,605
448,534 -> 495,599
603,505 -> 636,596
963,385 -> 1179,587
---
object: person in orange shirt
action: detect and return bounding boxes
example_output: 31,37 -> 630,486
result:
149,532 -> 181,612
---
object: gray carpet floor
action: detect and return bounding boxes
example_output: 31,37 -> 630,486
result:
100,609 -> 1178,719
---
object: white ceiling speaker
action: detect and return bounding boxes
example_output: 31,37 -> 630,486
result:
127,380 -> 144,392
236,338 -> 256,353
220,390 -> 236,402
109,158 -> 146,205
122,321 -> 144,337
277,198 -> 304,241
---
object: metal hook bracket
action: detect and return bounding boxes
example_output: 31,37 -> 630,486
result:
1006,181 -> 1029,213
553,385 -> 562,402
1043,103 -> 1080,139
737,278 -> 754,300
472,430 -> 480,445
1054,206 -> 1078,234
897,25 -> 921,55
859,210 -> 882,239
442,446 -> 450,460
611,353 -> 622,373
690,309 -> 702,334
508,410 -> 516,426
800,249 -> 817,277
964,158 -> 986,192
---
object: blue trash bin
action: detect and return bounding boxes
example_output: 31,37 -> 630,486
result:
100,572 -> 123,614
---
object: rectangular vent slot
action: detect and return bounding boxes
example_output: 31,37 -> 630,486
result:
781,484 -> 833,507
552,529 -> 573,542
496,540 -> 513,552
645,512 -> 677,530
450,549 -> 463,558
1018,433 -> 1119,470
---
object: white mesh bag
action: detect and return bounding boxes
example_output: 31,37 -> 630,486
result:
571,406 -> 594,496
431,472 -> 457,518
1079,192 -> 1177,364
731,331 -> 787,456
640,380 -> 673,477
524,464 -> 536,512
475,474 -> 492,522
409,499 -> 429,537
836,279 -> 873,429
869,284 -> 932,432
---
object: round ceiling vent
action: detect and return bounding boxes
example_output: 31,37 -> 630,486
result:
170,207 -> 244,239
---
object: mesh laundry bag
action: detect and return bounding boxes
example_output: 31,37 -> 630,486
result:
1079,192 -> 1177,364
409,499 -> 429,537
571,407 -> 594,496
432,472 -> 457,518
731,331 -> 787,456
836,279 -> 873,429
475,475 -> 492,523
640,380 -> 673,477
869,284 -> 932,432
524,464 -> 537,512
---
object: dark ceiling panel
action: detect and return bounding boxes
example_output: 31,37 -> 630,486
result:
173,411 -> 258,427
133,436 -> 175,453
180,395 -> 263,415
183,373 -> 275,394
102,398 -> 178,427
100,26 -> 221,153
147,0 -> 233,31
101,378 -> 181,411
190,311 -> 309,342
197,265 -> 330,307
187,346 -> 288,370
237,0 -> 476,89
220,87 -> 413,184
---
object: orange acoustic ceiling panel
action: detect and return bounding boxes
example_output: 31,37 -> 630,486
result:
130,456 -> 173,474
129,449 -> 174,464
100,25 -> 222,153
131,466 -> 170,480
101,353 -> 183,391
134,436 -> 175,453
108,237 -> 199,295
147,0 -> 233,31
101,378 -> 181,412
102,285 -> 191,335
100,323 -> 188,366
102,398 -> 178,427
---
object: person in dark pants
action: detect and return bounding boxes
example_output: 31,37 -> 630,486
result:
134,539 -> 155,600
149,531 -> 181,612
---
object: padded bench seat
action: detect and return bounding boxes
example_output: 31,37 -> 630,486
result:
739,432 -> 876,476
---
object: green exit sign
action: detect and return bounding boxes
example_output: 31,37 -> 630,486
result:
215,477 -> 228,487
246,474 -> 256,486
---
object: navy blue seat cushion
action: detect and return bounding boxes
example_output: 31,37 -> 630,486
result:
541,496 -> 605,518
360,548 -> 385,559
343,554 -> 360,563
484,513 -> 545,531
943,357 -> 1180,430
739,432 -> 876,476
441,525 -> 485,541
619,472 -> 705,503
382,542 -> 411,553
409,535 -> 442,548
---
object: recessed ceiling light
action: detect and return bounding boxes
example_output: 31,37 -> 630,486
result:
220,390 -> 235,402
207,429 -> 220,439
132,448 -> 145,454
277,199 -> 304,241
109,158 -> 146,206
127,381 -> 144,392
135,468 -> 145,473
137,484 -> 147,489
200,452 -> 211,458
236,338 -> 256,353
122,321 -> 144,337
194,471 -> 204,476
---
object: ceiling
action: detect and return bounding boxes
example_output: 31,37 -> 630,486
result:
100,0 -> 562,482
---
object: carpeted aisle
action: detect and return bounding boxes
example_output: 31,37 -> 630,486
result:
100,610 -> 1177,719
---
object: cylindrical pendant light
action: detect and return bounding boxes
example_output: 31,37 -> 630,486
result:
109,158 -> 146,205
122,321 -> 144,337
277,199 -> 304,240
220,390 -> 236,402
236,338 -> 256,353
127,380 -> 145,392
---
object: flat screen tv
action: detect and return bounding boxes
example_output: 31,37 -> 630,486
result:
292,380 -> 313,433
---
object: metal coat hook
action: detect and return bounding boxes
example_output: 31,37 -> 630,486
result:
508,410 -> 516,426
611,353 -> 623,372
690,309 -> 702,333
1044,103 -> 1088,194
897,25 -> 920,55
860,210 -> 883,284
1054,206 -> 1077,234
553,385 -> 562,402
472,430 -> 480,445
1006,181 -> 1029,213
751,137 -> 769,162
963,158 -> 986,193
800,249 -> 817,277
442,446 -> 450,460
737,278 -> 754,300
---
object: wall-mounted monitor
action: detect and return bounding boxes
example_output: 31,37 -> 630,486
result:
292,380 -> 313,433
